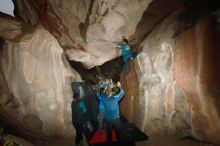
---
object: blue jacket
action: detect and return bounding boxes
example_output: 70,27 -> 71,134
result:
119,43 -> 132,56
100,89 -> 125,119
97,92 -> 105,110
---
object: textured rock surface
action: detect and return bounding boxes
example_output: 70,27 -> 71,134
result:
121,8 -> 220,144
82,0 -> 153,67
13,0 -> 153,68
0,17 -> 81,139
120,62 -> 139,122
0,14 -> 35,41
1,0 -> 220,145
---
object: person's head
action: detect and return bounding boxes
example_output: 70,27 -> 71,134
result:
99,79 -> 110,91
100,82 -> 107,89
123,39 -> 128,44
74,95 -> 83,101
105,87 -> 112,97
72,85 -> 85,101
72,89 -> 82,100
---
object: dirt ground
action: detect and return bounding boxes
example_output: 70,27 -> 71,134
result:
137,136 -> 215,146
33,136 -> 216,146
5,133 -> 216,146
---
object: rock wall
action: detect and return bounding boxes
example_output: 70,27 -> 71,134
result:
1,0 -> 220,145
13,0 -> 153,68
120,62 -> 140,123
121,9 -> 220,144
0,17 -> 81,139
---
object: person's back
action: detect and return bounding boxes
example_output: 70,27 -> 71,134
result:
119,43 -> 132,57
97,90 -> 105,132
101,89 -> 124,119
97,82 -> 108,111
100,82 -> 124,119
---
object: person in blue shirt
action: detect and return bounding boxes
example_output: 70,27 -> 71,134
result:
116,38 -> 134,73
97,79 -> 113,132
100,82 -> 125,142
97,83 -> 107,132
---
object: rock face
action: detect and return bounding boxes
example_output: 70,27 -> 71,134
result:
0,0 -> 220,145
13,0 -> 153,68
121,8 -> 220,144
0,17 -> 81,139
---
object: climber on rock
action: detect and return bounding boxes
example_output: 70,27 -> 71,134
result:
115,37 -> 134,73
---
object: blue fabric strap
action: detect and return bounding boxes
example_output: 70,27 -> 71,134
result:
79,101 -> 87,113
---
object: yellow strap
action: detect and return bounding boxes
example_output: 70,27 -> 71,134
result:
3,140 -> 14,146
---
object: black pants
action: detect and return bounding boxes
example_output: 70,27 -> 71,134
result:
73,121 -> 83,144
75,130 -> 83,144
105,118 -> 122,142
